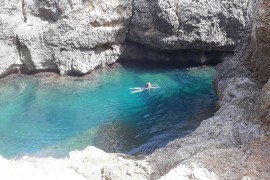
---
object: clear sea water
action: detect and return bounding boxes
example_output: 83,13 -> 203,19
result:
0,65 -> 217,158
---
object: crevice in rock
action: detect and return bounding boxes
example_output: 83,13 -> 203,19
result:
25,68 -> 60,75
21,0 -> 27,22
15,35 -> 36,73
175,0 -> 181,37
92,43 -> 114,54
62,43 -> 114,54
125,0 -> 135,42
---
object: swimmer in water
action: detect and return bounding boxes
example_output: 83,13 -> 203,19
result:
145,82 -> 152,89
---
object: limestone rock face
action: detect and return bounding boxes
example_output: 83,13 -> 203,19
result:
0,146 -> 152,180
0,0 -> 256,76
128,0 -> 253,51
16,0 -> 132,75
250,0 -> 270,83
0,0 -> 24,77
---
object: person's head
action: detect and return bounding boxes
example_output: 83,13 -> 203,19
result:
146,82 -> 151,88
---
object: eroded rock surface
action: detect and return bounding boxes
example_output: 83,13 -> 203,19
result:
0,0 -> 24,77
0,0 -> 132,76
250,0 -> 270,83
251,0 -> 270,128
128,0 -> 253,51
18,0 -> 132,75
0,0 -> 257,76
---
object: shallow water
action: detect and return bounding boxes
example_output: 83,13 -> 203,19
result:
0,66 -> 217,158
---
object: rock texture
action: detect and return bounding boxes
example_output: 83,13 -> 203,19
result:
0,0 -> 132,77
128,0 -> 253,51
0,0 -> 257,77
256,79 -> 270,126
146,0 -> 270,179
251,0 -> 270,128
147,40 -> 268,179
0,0 -> 24,77
0,146 -> 152,180
159,135 -> 270,180
250,0 -> 270,83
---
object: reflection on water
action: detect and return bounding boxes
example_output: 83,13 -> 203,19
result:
0,66 -> 217,158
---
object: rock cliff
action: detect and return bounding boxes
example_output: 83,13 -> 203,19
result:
0,0 -> 255,77
128,0 -> 253,51
0,0 -> 132,77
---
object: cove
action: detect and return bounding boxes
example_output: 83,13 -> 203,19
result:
0,65 -> 217,158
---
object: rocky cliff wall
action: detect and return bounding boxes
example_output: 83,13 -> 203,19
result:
0,0 -> 132,77
128,0 -> 253,51
0,0 -> 254,77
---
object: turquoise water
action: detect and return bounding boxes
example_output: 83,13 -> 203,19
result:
0,66 -> 217,158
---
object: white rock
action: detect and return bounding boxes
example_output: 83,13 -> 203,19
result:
128,0 -> 253,51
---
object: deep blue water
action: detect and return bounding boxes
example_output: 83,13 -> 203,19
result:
0,66 -> 217,158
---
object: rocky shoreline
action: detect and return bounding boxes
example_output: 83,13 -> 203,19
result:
0,0 -> 270,179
